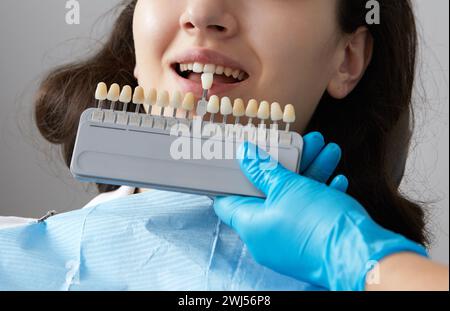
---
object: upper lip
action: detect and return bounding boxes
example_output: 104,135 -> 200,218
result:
169,48 -> 249,74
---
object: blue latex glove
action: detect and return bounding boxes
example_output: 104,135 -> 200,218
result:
298,132 -> 348,192
213,140 -> 428,291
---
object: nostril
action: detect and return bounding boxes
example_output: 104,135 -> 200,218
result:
184,22 -> 195,29
208,25 -> 226,32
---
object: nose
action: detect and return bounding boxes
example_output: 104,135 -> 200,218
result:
180,0 -> 238,40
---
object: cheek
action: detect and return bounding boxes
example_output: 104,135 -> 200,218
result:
249,19 -> 339,133
133,0 -> 179,86
280,38 -> 338,132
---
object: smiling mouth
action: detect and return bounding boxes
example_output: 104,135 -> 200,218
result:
172,62 -> 249,84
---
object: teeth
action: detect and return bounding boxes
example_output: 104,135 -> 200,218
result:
215,66 -> 224,75
182,92 -> 195,111
145,88 -> 158,106
107,84 -> 121,102
271,102 -> 283,122
207,95 -> 220,114
233,98 -> 245,117
170,91 -> 183,109
203,64 -> 216,74
119,85 -> 132,103
201,73 -> 214,90
95,82 -> 108,101
283,104 -> 296,123
179,62 -> 247,81
193,62 -> 204,73
224,67 -> 233,77
257,101 -> 270,120
157,90 -> 170,107
232,69 -> 240,79
220,97 -> 233,116
246,99 -> 259,118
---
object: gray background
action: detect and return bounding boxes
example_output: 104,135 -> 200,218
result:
0,0 -> 448,264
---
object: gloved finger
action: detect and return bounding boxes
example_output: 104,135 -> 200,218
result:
238,141 -> 296,197
329,175 -> 349,193
303,143 -> 342,183
213,195 -> 264,231
300,132 -> 325,173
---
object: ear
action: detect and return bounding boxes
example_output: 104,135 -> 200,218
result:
327,27 -> 373,99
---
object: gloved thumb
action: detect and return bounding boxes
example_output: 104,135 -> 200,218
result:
238,141 -> 297,198
213,196 -> 264,232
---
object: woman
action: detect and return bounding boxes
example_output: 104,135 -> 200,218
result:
1,0 -> 447,290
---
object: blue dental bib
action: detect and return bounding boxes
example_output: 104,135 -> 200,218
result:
0,190 -> 319,291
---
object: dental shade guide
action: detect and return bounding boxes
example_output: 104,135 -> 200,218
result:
207,95 -> 220,123
271,102 -> 283,129
70,76 -> 303,198
104,83 -> 120,124
258,101 -> 270,128
116,85 -> 132,126
220,97 -> 233,125
153,90 -> 169,129
246,99 -> 258,126
182,92 -> 195,120
128,86 -> 144,127
233,99 -> 245,125
92,82 -> 108,122
280,104 -> 296,146
170,91 -> 183,118
195,72 -> 214,129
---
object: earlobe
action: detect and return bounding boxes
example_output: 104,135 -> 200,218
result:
327,27 -> 373,99
134,66 -> 140,80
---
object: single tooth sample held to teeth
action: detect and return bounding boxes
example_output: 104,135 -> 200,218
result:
71,81 -> 303,198
197,73 -> 215,120
201,73 -> 214,90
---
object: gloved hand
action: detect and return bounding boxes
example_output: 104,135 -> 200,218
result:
296,132 -> 348,192
213,138 -> 427,291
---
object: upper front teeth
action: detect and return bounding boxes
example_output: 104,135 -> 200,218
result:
180,62 -> 247,81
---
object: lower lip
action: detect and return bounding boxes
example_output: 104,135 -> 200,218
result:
171,68 -> 247,98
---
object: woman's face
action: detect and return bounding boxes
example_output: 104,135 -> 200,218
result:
133,0 -> 345,133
